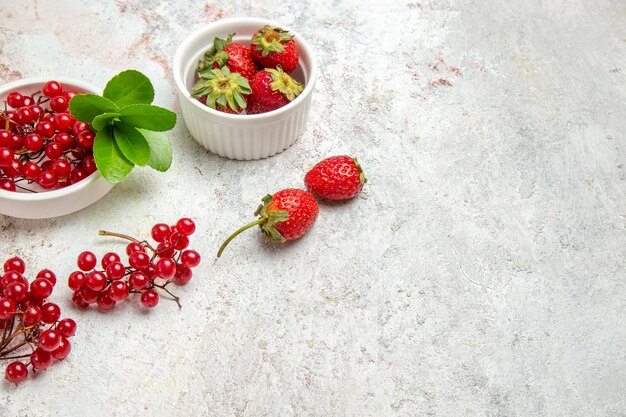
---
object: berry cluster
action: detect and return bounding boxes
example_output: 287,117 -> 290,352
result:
0,80 -> 97,192
68,218 -> 201,310
0,257 -> 76,384
192,25 -> 303,115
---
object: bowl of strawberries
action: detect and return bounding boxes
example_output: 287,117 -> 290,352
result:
173,17 -> 317,160
0,77 -> 114,219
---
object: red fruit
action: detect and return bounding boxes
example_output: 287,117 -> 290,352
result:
217,188 -> 318,257
30,348 -> 53,370
247,67 -> 303,114
304,156 -> 367,200
6,91 -> 23,108
30,278 -> 53,301
180,250 -> 201,268
191,67 -> 251,114
5,361 -> 28,383
68,270 -> 87,291
140,290 -> 159,308
39,329 -> 62,352
57,318 -> 77,338
3,256 -> 25,274
42,80 -> 63,97
51,337 -> 71,360
197,34 -> 258,81
36,269 -> 57,286
0,297 -> 16,320
250,25 -> 299,73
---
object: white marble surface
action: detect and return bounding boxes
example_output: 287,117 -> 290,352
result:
1,0 -> 625,416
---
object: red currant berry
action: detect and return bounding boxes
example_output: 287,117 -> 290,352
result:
128,251 -> 150,270
0,179 -> 16,192
169,232 -> 189,250
45,141 -> 63,159
68,270 -> 87,290
41,302 -> 61,323
54,132 -> 74,150
37,170 -> 58,190
140,290 -> 159,308
50,96 -> 68,113
30,278 -> 53,301
97,293 -> 116,310
0,297 -> 16,319
3,256 -> 25,274
71,121 -> 90,136
1,270 -> 27,287
108,281 -> 129,302
71,291 -> 89,308
42,80 -> 63,97
156,242 -> 176,258
8,133 -> 22,150
0,147 -> 14,168
53,112 -> 73,132
129,272 -> 149,290
176,218 -> 196,235
0,130 -> 11,147
4,282 -> 28,303
144,264 -> 157,280
21,96 -> 34,106
36,269 -> 57,286
69,167 -> 87,184
174,265 -> 192,286
156,258 -> 176,279
39,329 -> 62,352
77,130 -> 95,150
30,348 -> 53,370
80,288 -> 99,304
77,251 -> 97,271
82,155 -> 97,174
21,161 -> 41,181
4,158 -> 22,178
86,271 -> 107,292
52,158 -> 71,179
180,250 -> 201,268
24,133 -> 44,152
35,121 -> 55,138
40,160 -> 53,172
23,305 -> 42,326
125,242 -> 145,256
15,107 -> 33,124
5,361 -> 28,383
6,91 -> 23,108
57,318 -> 77,338
63,90 -> 76,101
101,252 -> 121,269
151,223 -> 171,242
51,337 -> 71,360
105,261 -> 126,280
28,105 -> 44,120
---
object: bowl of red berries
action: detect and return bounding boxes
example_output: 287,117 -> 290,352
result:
0,77 -> 114,219
173,17 -> 317,160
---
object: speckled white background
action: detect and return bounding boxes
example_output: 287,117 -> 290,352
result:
0,0 -> 625,416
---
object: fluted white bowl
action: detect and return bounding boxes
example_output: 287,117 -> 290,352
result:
0,77 -> 115,219
173,17 -> 317,160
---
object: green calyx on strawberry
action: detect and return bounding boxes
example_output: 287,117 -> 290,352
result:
247,66 -> 304,114
191,67 -> 251,113
251,25 -> 294,57
197,33 -> 235,72
217,189 -> 319,258
304,156 -> 367,200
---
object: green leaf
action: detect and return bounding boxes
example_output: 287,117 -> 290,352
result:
93,126 -> 134,183
68,94 -> 118,123
113,124 -> 150,166
117,104 -> 177,132
139,129 -> 172,172
92,112 -> 120,131
103,70 -> 155,108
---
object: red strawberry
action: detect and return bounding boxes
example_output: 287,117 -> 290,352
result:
247,67 -> 304,114
304,156 -> 367,200
250,25 -> 299,73
191,67 -> 251,114
217,189 -> 319,257
197,34 -> 258,80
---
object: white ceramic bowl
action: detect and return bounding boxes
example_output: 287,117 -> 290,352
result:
0,77 -> 115,219
173,17 -> 317,160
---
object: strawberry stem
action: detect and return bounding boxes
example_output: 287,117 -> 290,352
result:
217,218 -> 266,258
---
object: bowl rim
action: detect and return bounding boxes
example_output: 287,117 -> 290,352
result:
0,76 -> 109,202
173,16 -> 318,121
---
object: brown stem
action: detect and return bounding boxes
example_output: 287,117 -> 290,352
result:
152,282 -> 181,309
98,230 -> 156,252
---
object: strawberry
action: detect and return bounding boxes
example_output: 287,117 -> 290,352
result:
304,156 -> 367,200
191,67 -> 251,114
196,33 -> 259,81
247,67 -> 304,114
217,189 -> 319,257
250,25 -> 299,73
